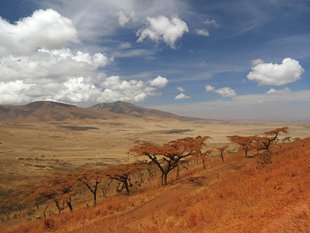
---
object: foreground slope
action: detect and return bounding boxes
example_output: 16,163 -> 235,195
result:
5,137 -> 310,233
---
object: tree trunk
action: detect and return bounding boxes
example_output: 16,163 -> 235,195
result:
93,192 -> 97,207
163,173 -> 168,186
202,158 -> 206,169
102,188 -> 107,198
43,204 -> 49,218
67,200 -> 73,212
161,173 -> 165,186
55,201 -> 62,215
220,152 -> 224,162
124,180 -> 130,195
245,147 -> 248,158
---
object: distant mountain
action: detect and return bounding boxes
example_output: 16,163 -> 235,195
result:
0,101 -> 106,122
0,101 -> 198,122
89,101 -> 196,120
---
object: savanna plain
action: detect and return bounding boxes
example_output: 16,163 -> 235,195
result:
1,107 -> 310,233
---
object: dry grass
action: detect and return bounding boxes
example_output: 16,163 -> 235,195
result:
3,138 -> 310,233
134,138 -> 310,233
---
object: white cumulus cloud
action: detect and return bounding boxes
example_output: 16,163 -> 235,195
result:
251,58 -> 264,66
137,16 -> 189,48
0,80 -> 35,104
196,29 -> 210,37
0,75 -> 169,105
205,85 -> 215,92
175,93 -> 190,100
205,85 -> 236,97
266,87 -> 291,94
150,76 -> 168,88
97,75 -> 163,103
118,11 -> 130,26
203,19 -> 219,27
0,8 -> 171,106
215,87 -> 237,97
0,48 -> 108,82
247,58 -> 304,86
177,86 -> 185,92
54,77 -> 103,103
0,9 -> 78,56
37,0 -> 187,43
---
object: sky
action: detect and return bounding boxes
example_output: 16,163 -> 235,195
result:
0,0 -> 310,121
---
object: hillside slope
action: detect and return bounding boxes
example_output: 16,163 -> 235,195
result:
0,101 -> 196,122
5,138 -> 310,233
0,101 -> 106,122
89,101 -> 198,120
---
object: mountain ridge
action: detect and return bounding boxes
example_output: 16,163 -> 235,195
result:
0,101 -> 106,122
88,101 -> 195,120
0,101 -> 198,122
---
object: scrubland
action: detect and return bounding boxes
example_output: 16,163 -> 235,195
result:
0,119 -> 310,232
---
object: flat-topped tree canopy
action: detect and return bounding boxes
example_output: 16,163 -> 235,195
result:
106,162 -> 147,195
264,127 -> 289,136
28,172 -> 78,214
130,136 -> 211,185
77,169 -> 107,207
250,127 -> 289,153
227,135 -> 256,157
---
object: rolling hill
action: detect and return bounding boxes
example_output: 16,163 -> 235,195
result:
89,101 -> 196,120
0,101 -> 197,122
0,101 -> 106,122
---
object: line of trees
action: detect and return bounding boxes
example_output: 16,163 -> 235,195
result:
22,163 -> 148,217
130,136 -> 212,185
16,136 -> 215,217
2,127 -> 291,220
227,127 -> 289,157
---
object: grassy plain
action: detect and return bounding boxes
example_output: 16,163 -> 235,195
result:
1,116 -> 310,232
0,117 -> 309,192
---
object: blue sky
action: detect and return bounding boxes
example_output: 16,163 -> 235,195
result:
0,0 -> 309,121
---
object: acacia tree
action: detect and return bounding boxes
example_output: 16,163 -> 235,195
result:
131,136 -> 210,185
77,169 -> 106,207
217,145 -> 228,162
30,182 -> 61,215
48,173 -> 77,212
106,163 -> 146,195
227,135 -> 254,158
191,136 -> 212,169
252,127 -> 289,153
200,149 -> 213,169
176,136 -> 212,178
30,173 -> 77,215
21,186 -> 50,218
